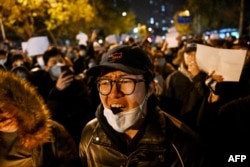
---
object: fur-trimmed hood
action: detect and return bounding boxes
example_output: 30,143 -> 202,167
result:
0,70 -> 51,149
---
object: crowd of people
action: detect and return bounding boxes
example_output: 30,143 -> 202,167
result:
0,32 -> 250,166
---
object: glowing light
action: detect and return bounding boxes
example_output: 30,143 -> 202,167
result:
122,12 -> 127,16
133,27 -> 138,33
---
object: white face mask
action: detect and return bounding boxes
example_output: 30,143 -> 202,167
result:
49,63 -> 63,79
157,57 -> 166,67
103,97 -> 147,133
37,57 -> 45,69
88,59 -> 96,68
0,59 -> 7,65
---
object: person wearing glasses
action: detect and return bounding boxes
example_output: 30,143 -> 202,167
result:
79,45 -> 207,167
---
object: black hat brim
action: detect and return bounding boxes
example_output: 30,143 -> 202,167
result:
86,63 -> 145,76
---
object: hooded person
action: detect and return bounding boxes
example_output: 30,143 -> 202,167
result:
0,70 -> 81,167
79,44 -> 207,167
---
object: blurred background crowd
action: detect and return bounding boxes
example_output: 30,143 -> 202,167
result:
1,0 -> 250,166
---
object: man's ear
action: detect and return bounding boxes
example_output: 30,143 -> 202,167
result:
146,81 -> 155,97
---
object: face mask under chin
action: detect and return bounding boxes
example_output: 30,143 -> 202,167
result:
103,97 -> 148,133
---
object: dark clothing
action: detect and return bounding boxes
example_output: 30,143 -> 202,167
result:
163,68 -> 209,130
211,58 -> 250,107
79,103 -> 206,167
73,42 -> 96,75
31,69 -> 94,144
47,77 -> 95,144
73,56 -> 89,74
0,120 -> 81,167
212,95 -> 250,166
213,81 -> 249,106
31,69 -> 56,101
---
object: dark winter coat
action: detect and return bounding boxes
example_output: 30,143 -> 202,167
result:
214,95 -> 250,166
0,70 -> 81,167
163,64 -> 209,130
79,102 -> 206,167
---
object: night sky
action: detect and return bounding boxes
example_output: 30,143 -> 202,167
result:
130,0 -> 185,25
129,0 -> 250,33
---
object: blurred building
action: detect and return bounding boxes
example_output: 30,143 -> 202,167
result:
115,0 -> 185,36
114,0 -> 250,37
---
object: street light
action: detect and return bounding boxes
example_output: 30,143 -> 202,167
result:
122,12 -> 127,17
133,27 -> 138,33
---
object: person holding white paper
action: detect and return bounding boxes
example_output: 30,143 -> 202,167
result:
163,39 -> 223,131
205,38 -> 250,106
198,37 -> 250,166
163,40 -> 209,130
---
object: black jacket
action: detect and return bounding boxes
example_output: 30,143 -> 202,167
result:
163,66 -> 209,130
214,95 -> 250,166
79,103 -> 206,167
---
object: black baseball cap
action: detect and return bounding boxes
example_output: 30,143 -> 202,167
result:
184,42 -> 197,53
184,39 -> 204,53
86,45 -> 154,77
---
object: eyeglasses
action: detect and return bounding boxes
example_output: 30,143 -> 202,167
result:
96,78 -> 145,96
